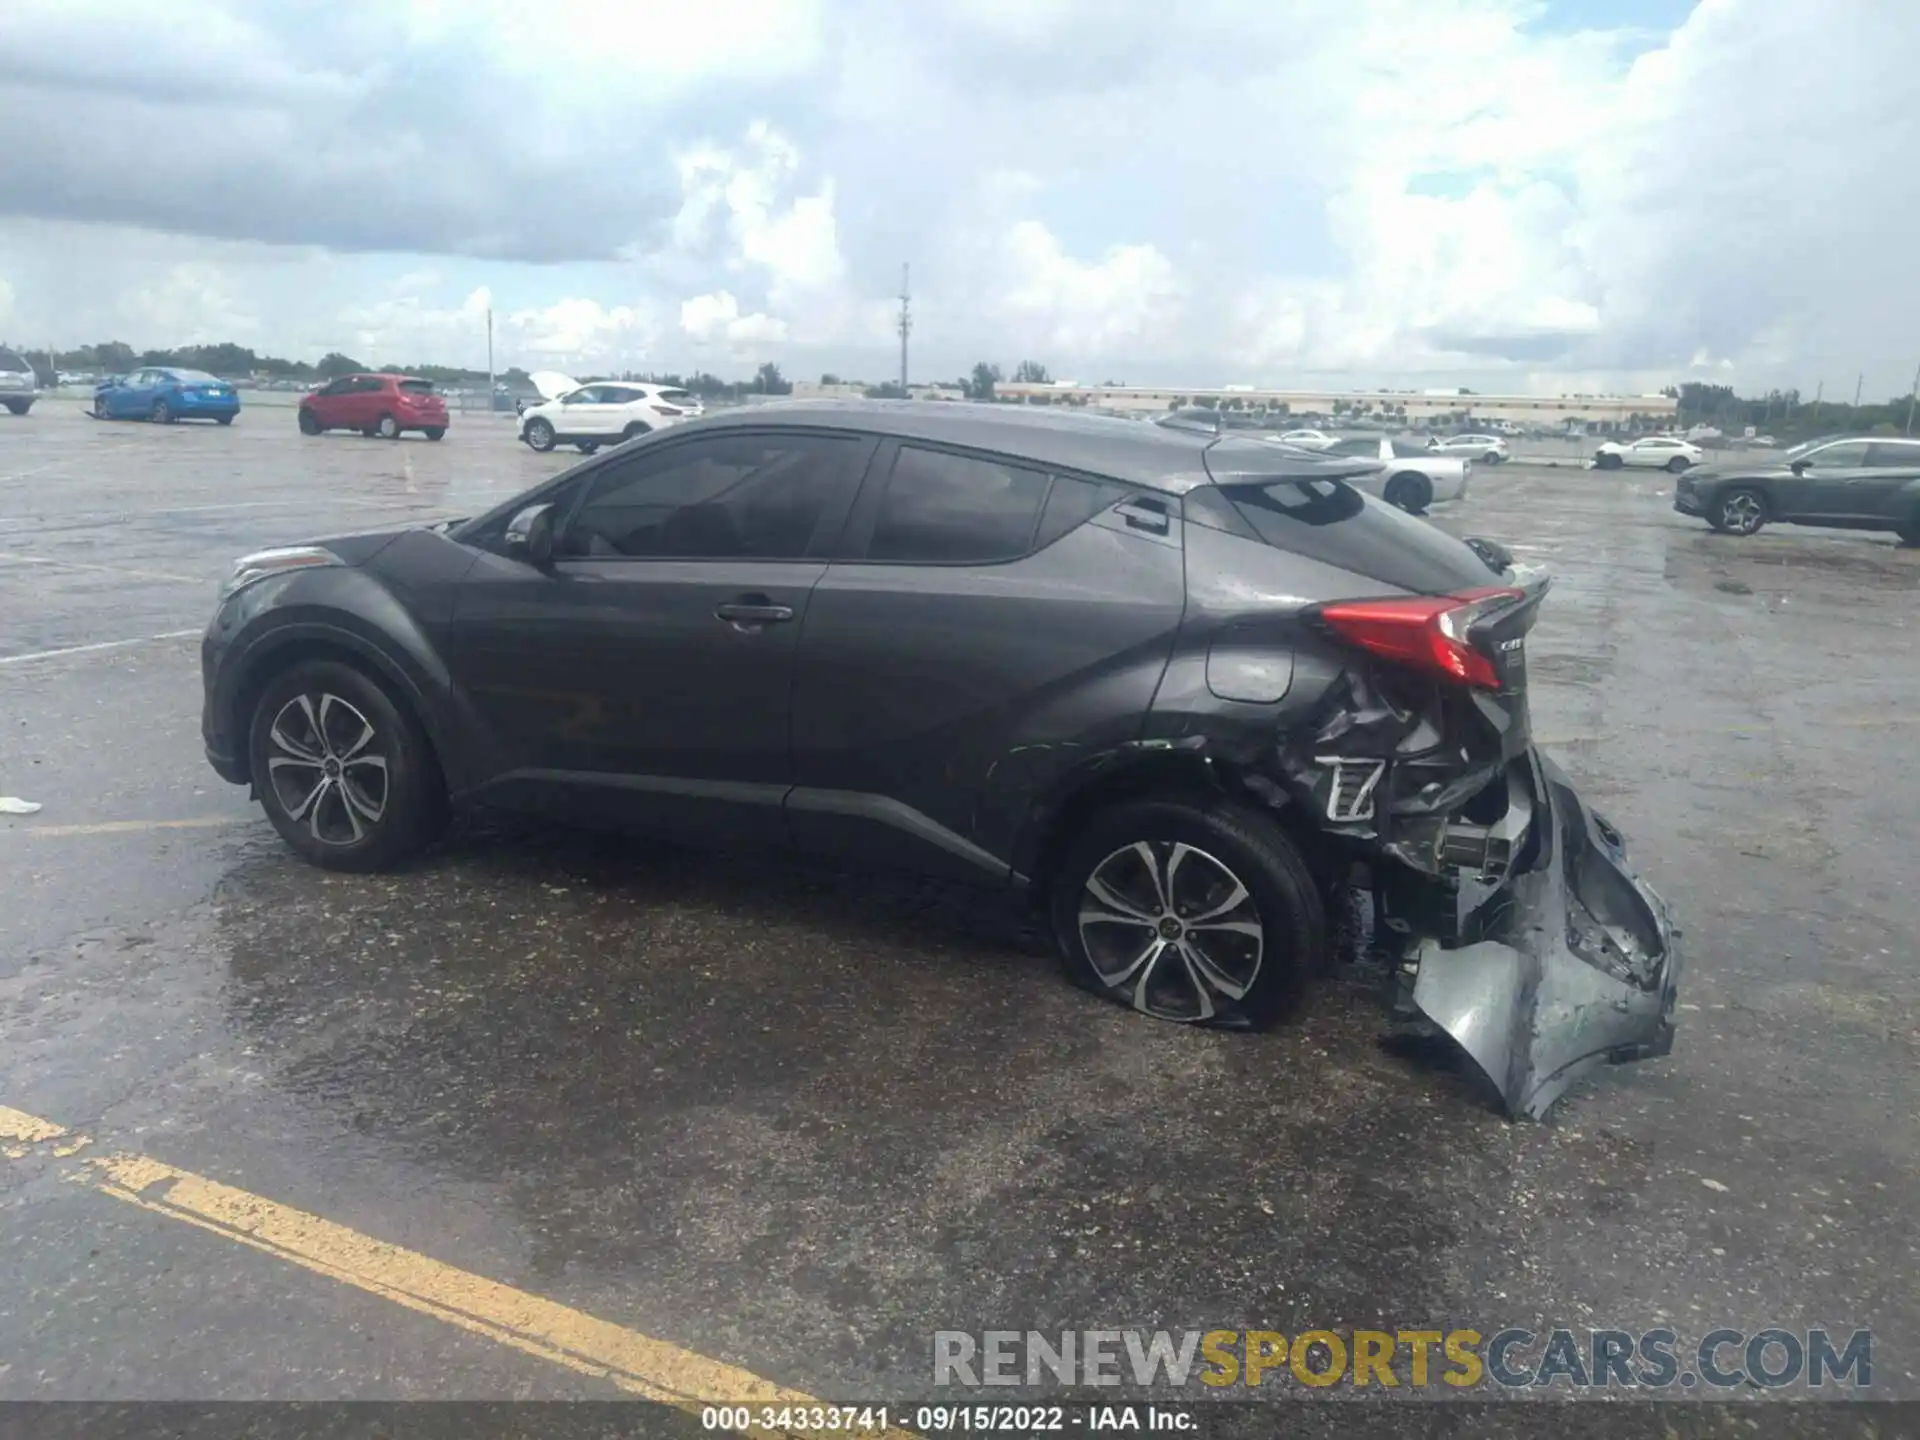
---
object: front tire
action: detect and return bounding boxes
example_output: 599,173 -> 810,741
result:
1710,486 -> 1768,536
299,409 -> 323,435
523,417 -> 556,452
1050,795 -> 1325,1030
1596,452 -> 1623,470
248,659 -> 445,872
94,394 -> 113,420
1384,472 -> 1433,513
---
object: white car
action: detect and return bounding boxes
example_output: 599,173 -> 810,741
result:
1592,435 -> 1704,473
1317,435 -> 1470,511
518,381 -> 705,453
1274,428 -> 1337,450
1428,432 -> 1509,463
0,346 -> 40,415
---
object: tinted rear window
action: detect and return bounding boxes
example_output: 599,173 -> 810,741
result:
399,380 -> 436,394
1194,478 -> 1492,596
657,388 -> 696,404
0,348 -> 29,372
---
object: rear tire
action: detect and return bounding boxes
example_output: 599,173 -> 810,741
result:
1710,486 -> 1768,536
1384,472 -> 1433,513
1050,795 -> 1325,1031
151,398 -> 173,424
1483,450 -> 1502,464
1666,456 -> 1691,474
216,415 -> 234,426
298,409 -> 323,435
576,441 -> 599,454
424,427 -> 445,441
375,412 -> 400,440
1894,517 -> 1920,548
523,417 -> 557,452
3,399 -> 29,416
621,421 -> 651,443
247,659 -> 445,873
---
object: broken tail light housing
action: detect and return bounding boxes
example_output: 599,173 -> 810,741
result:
1315,587 -> 1526,691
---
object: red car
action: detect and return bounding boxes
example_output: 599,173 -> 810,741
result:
298,374 -> 449,440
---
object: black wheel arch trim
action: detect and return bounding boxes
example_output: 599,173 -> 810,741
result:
213,599 -> 472,796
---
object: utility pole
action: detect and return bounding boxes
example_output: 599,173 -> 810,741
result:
1907,359 -> 1919,435
1810,379 -> 1822,426
1853,372 -> 1863,410
897,263 -> 911,395
486,307 -> 495,415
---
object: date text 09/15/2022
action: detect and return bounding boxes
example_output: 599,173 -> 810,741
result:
701,1405 -> 1193,1433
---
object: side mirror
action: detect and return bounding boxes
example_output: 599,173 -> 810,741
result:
504,503 -> 556,565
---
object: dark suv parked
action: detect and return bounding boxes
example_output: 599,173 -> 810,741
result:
200,401 -> 1680,1117
1674,434 -> 1920,542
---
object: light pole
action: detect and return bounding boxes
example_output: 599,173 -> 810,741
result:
1907,360 -> 1919,436
486,308 -> 495,416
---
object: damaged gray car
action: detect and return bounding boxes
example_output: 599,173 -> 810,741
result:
198,400 -> 1679,1118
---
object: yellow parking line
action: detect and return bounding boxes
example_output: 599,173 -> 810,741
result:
0,1105 -> 911,1436
4,816 -> 252,837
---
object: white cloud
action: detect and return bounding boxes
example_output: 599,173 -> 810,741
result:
3,1 -> 1917,393
990,222 -> 1183,356
680,291 -> 788,345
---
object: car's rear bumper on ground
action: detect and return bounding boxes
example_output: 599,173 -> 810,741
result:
1397,750 -> 1681,1119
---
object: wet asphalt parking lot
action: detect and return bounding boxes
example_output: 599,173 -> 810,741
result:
1,398 -> 1917,1427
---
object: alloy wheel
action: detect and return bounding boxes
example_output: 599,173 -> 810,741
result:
264,693 -> 390,845
1076,840 -> 1264,1022
1720,492 -> 1763,535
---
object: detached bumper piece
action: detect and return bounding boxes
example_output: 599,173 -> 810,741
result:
1389,752 -> 1682,1119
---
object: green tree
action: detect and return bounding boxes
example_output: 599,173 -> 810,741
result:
753,362 -> 791,395
968,361 -> 1002,401
1012,360 -> 1051,384
316,352 -> 365,379
820,372 -> 841,385
864,381 -> 908,399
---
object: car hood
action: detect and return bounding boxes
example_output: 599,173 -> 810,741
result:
1682,458 -> 1790,482
527,371 -> 578,401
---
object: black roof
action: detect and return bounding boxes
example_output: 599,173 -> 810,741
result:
683,399 -> 1379,494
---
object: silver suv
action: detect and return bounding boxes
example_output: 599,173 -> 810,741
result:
0,347 -> 41,415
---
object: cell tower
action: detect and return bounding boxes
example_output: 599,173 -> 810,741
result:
897,263 -> 911,394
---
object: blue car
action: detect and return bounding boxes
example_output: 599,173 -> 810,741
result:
93,367 -> 241,425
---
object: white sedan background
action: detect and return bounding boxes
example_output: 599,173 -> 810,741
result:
1592,435 -> 1705,472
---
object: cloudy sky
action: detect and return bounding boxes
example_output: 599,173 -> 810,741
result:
0,0 -> 1913,395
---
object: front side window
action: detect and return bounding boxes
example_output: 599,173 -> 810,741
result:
1329,437 -> 1381,458
563,432 -> 866,560
865,445 -> 1051,563
1804,441 -> 1868,467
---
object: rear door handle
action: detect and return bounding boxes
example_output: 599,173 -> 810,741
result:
715,601 -> 794,626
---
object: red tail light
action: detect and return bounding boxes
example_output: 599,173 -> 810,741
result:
1316,587 -> 1525,690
